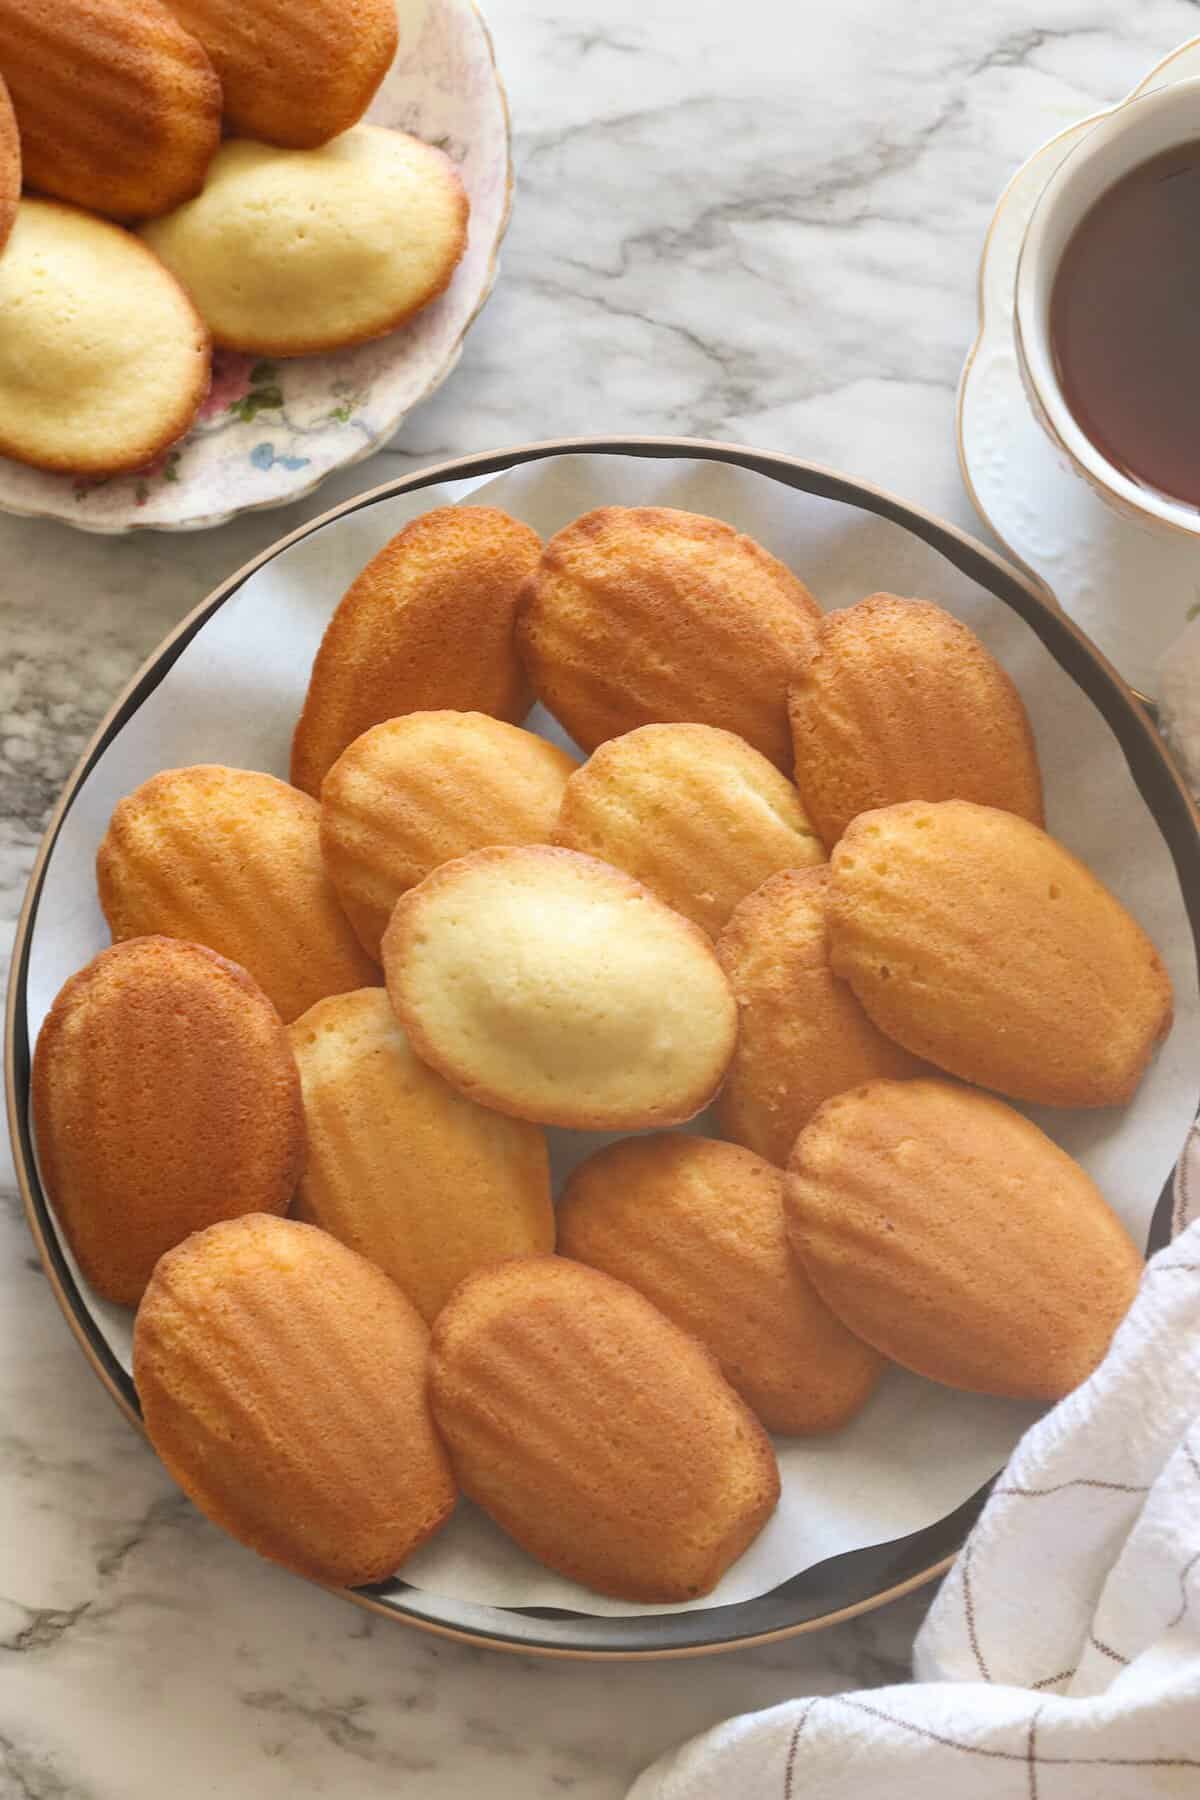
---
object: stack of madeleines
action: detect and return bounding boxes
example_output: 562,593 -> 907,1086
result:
0,0 -> 468,476
33,502 -> 1173,1604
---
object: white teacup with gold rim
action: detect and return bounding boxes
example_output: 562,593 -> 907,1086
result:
1015,77 -> 1200,539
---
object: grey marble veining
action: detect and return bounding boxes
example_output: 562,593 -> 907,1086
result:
2,2 -> 1196,1794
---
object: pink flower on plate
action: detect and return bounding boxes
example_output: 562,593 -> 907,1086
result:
197,351 -> 262,422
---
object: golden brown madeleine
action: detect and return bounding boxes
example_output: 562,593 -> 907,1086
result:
383,845 -> 738,1131
715,867 -> 927,1164
288,989 -> 553,1322
552,723 -> 824,938
517,507 -> 821,770
321,712 -> 578,959
788,595 -> 1044,848
32,938 -> 304,1307
292,508 -> 541,797
141,128 -> 468,357
0,201 -> 211,476
0,74 -> 18,253
828,800 -> 1173,1107
161,0 -> 397,148
430,1257 -> 780,1601
0,0 -> 220,220
785,1078 -> 1143,1400
558,1135 -> 883,1434
134,1215 -> 456,1586
96,766 -> 377,1023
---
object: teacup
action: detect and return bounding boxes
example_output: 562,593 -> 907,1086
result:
1014,77 -> 1200,539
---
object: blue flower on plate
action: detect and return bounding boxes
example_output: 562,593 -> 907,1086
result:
251,443 -> 310,473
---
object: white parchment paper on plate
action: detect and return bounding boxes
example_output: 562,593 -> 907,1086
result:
24,454 -> 1200,1618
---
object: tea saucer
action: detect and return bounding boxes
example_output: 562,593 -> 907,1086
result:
957,34 -> 1200,710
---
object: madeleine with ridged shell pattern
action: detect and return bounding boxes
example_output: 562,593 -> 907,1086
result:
321,712 -> 578,960
96,765 -> 377,1024
0,0 -> 220,220
558,1135 -> 884,1434
134,1214 -> 457,1588
288,989 -> 554,1322
161,0 -> 398,149
715,867 -> 928,1165
827,800 -> 1173,1108
429,1256 -> 780,1602
33,937 -> 304,1307
382,845 -> 738,1131
291,508 -> 542,797
0,75 -> 19,253
787,594 -> 1044,849
785,1079 -> 1143,1400
552,722 -> 824,939
517,507 -> 821,770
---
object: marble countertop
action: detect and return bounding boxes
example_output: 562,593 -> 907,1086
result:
2,2 -> 1196,1793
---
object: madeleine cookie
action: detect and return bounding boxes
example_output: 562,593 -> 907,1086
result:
288,989 -> 553,1321
383,846 -> 738,1130
715,867 -> 927,1164
788,595 -> 1044,847
0,201 -> 210,476
322,713 -> 578,959
163,0 -> 397,148
559,1136 -> 883,1434
141,127 -> 468,357
32,938 -> 304,1307
828,800 -> 1173,1107
517,508 -> 821,770
0,75 -> 18,253
292,509 -> 542,797
552,723 -> 824,938
0,0 -> 220,220
785,1079 -> 1142,1400
430,1257 -> 779,1601
96,766 -> 377,1024
134,1215 -> 456,1587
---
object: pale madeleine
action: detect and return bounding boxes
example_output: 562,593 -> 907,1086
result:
382,845 -> 738,1130
0,201 -> 210,475
141,127 -> 469,356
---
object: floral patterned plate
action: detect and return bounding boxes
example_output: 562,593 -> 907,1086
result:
0,0 -> 512,533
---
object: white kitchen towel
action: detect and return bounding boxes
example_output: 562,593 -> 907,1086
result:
628,1129 -> 1200,1799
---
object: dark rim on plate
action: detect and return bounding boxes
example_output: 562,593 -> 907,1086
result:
6,436 -> 1197,1658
